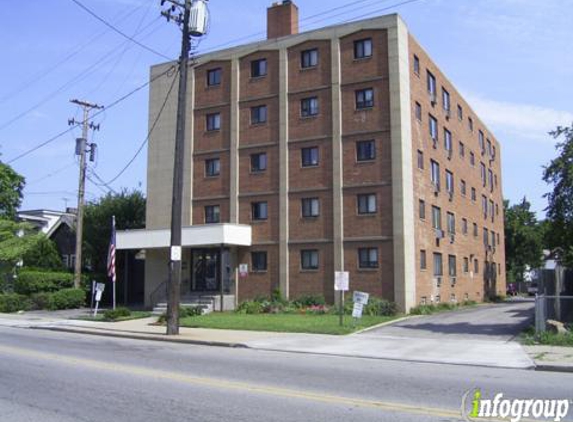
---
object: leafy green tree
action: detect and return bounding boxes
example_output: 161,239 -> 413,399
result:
0,161 -> 25,220
504,198 -> 543,284
22,235 -> 65,271
0,219 -> 42,289
543,124 -> 573,266
83,189 -> 145,274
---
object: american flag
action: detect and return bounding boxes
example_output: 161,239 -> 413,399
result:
107,216 -> 116,283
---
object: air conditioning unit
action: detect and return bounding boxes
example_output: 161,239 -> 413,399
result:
429,92 -> 437,106
450,277 -> 457,286
445,108 -> 451,120
435,276 -> 442,287
435,228 -> 444,239
447,150 -> 452,160
448,191 -> 454,201
432,138 -> 438,149
433,183 -> 440,196
449,234 -> 455,244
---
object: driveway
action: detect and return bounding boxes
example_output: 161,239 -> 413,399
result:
362,299 -> 534,342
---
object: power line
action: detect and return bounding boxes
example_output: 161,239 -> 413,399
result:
101,66 -> 180,186
70,0 -> 172,61
6,65 -> 176,164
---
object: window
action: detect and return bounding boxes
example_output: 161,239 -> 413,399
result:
250,153 -> 267,172
473,222 -> 478,237
462,218 -> 468,235
204,205 -> 220,224
432,206 -> 442,230
354,38 -> 372,59
429,115 -> 438,141
301,97 -> 319,117
417,150 -> 424,169
479,130 -> 485,154
468,117 -> 474,132
460,179 -> 467,196
448,255 -> 457,277
471,187 -> 477,202
433,253 -> 443,277
480,162 -> 487,186
483,227 -> 489,246
487,139 -> 493,158
459,141 -> 465,158
301,48 -> 318,68
469,151 -> 475,166
357,194 -> 376,214
415,102 -> 422,121
301,198 -> 320,217
355,88 -> 374,109
482,195 -> 488,219
491,230 -> 496,247
420,250 -> 427,270
356,140 -> 375,161
490,200 -> 495,223
419,199 -> 426,220
251,105 -> 267,124
488,169 -> 494,192
413,54 -> 420,75
358,248 -> 378,268
206,112 -> 221,131
301,146 -> 319,167
251,58 -> 267,77
301,250 -> 319,270
442,88 -> 450,112
447,212 -> 456,235
205,158 -> 220,176
463,257 -> 469,273
446,170 -> 454,195
444,129 -> 452,156
430,160 -> 440,189
474,259 -> 479,274
207,68 -> 221,86
457,104 -> 463,120
427,71 -> 437,100
251,251 -> 267,271
494,174 -> 498,188
251,202 -> 268,221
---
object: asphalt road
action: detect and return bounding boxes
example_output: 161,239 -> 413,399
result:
0,326 -> 571,422
364,300 -> 535,341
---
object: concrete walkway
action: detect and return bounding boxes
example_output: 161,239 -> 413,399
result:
0,305 -> 570,371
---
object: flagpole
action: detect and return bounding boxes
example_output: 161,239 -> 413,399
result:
112,215 -> 116,310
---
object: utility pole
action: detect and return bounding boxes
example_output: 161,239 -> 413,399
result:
161,0 -> 209,335
69,100 -> 103,289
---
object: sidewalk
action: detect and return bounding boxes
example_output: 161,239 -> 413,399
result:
1,311 -> 571,372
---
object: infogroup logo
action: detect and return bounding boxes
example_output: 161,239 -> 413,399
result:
461,389 -> 571,422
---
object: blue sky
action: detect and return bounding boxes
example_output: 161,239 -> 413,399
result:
1,0 -> 571,218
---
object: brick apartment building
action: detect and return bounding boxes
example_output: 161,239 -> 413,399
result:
117,1 -> 505,311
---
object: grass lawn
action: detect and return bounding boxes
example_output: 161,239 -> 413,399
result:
179,312 -> 399,335
78,311 -> 152,323
522,326 -> 573,347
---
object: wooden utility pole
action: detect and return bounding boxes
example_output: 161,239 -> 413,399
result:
69,99 -> 103,288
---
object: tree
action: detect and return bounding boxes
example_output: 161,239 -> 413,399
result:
0,161 -> 25,220
504,198 -> 543,284
543,124 -> 573,267
0,219 -> 42,289
83,189 -> 146,274
22,235 -> 65,271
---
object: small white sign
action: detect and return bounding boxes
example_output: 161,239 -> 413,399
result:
334,271 -> 349,291
239,263 -> 249,278
95,290 -> 104,302
353,291 -> 370,306
96,283 -> 105,293
171,246 -> 182,261
352,302 -> 364,318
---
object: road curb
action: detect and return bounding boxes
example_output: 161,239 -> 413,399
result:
31,326 -> 249,349
534,364 -> 573,373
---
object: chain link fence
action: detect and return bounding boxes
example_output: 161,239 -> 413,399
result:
535,295 -> 573,334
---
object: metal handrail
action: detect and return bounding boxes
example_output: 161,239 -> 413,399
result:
149,280 -> 167,308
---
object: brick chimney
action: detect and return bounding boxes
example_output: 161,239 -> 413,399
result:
267,1 -> 299,39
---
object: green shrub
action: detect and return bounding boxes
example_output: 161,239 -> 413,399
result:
14,270 -> 74,295
236,300 -> 264,314
409,304 -> 437,315
293,295 -> 326,308
363,297 -> 398,316
0,293 -> 31,313
103,307 -> 131,321
47,288 -> 85,310
30,292 -> 52,310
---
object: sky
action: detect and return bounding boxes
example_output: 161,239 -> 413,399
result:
1,0 -> 572,219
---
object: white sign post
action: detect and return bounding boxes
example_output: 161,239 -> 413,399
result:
334,271 -> 349,326
239,263 -> 249,279
352,291 -> 370,319
93,283 -> 106,318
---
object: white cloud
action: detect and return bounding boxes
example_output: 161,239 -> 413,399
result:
464,94 -> 573,142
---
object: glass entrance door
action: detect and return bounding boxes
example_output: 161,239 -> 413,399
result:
191,249 -> 220,292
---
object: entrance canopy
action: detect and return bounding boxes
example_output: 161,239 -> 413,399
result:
116,224 -> 252,250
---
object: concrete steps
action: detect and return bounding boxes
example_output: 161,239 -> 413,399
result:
152,296 -> 214,316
